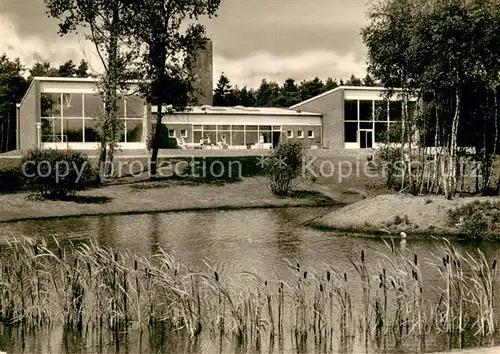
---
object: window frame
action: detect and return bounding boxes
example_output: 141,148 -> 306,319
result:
287,130 -> 293,138
297,130 -> 304,138
308,130 -> 314,139
168,129 -> 176,138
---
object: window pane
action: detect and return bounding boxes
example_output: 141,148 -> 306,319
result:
84,94 -> 103,118
389,101 -> 402,121
193,125 -> 202,130
388,123 -> 402,142
84,119 -> 100,143
64,118 -> 84,142
61,93 -> 83,118
231,131 -> 244,145
272,125 -> 281,131
246,125 -> 258,131
245,131 -> 258,144
359,100 -> 373,121
375,100 -> 388,121
259,125 -> 271,131
308,130 -> 314,138
203,125 -> 216,130
41,117 -> 60,142
217,125 -> 230,131
194,131 -> 203,143
344,100 -> 357,121
344,122 -> 357,142
232,125 -> 244,131
168,129 -> 175,138
204,131 -> 216,143
117,97 -> 126,118
407,101 -> 417,119
260,132 -> 271,143
287,130 -> 293,138
375,122 -> 388,143
126,119 -> 143,142
360,122 -> 373,130
297,130 -> 304,138
41,93 -> 61,117
125,95 -> 145,118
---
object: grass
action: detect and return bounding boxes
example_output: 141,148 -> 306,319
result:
0,236 -> 498,353
448,200 -> 500,240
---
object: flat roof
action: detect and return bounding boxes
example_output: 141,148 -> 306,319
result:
32,76 -> 141,84
290,85 -> 407,109
153,105 -> 322,116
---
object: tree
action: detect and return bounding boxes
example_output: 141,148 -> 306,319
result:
0,55 -> 28,152
76,59 -> 89,77
363,0 -> 500,198
234,86 -> 256,106
299,77 -> 324,101
324,77 -> 339,91
46,0 -> 138,178
213,73 -> 235,106
28,62 -> 59,79
279,78 -> 301,107
256,79 -> 281,107
345,74 -> 362,86
57,60 -> 77,77
131,0 -> 221,177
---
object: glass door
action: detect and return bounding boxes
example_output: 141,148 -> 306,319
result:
359,130 -> 373,148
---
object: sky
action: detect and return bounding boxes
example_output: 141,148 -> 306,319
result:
0,0 -> 370,89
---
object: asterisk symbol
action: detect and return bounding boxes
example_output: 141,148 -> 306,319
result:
275,156 -> 288,169
256,155 -> 269,168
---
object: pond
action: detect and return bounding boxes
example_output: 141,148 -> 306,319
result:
0,207 -> 499,354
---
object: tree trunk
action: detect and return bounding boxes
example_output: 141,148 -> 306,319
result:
6,112 -> 10,152
447,89 -> 460,199
150,100 -> 164,177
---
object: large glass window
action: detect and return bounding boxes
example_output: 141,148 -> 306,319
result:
41,93 -> 61,117
375,122 -> 388,143
84,94 -> 103,118
389,101 -> 402,121
245,131 -> 258,145
64,118 -> 84,142
344,100 -> 357,121
126,95 -> 145,118
61,93 -> 83,118
344,122 -> 357,142
359,100 -> 373,121
231,131 -> 245,145
117,97 -> 126,118
375,100 -> 388,121
126,119 -> 143,142
84,119 -> 100,143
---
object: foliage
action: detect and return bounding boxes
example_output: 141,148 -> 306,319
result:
146,125 -> 177,151
264,139 -> 305,196
0,166 -> 24,193
448,200 -> 500,241
21,149 -> 99,198
45,0 -> 139,175
362,0 -> 500,198
0,55 -> 29,152
213,73 -> 236,106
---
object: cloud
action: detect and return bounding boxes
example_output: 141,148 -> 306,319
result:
0,15 -> 101,74
214,50 -> 367,89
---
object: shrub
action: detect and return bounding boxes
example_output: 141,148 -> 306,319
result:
0,167 -> 24,193
146,125 -> 177,151
447,200 -> 500,241
264,139 -> 304,196
21,149 -> 100,198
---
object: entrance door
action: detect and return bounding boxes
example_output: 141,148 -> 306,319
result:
272,132 -> 280,148
359,130 -> 373,148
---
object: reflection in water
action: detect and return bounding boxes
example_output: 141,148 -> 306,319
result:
1,207 -> 500,353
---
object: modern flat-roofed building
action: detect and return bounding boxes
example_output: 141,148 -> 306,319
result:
290,86 -> 417,151
16,77 -> 322,151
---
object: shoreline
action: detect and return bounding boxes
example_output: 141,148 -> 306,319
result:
1,203 -> 336,224
0,177 -> 344,223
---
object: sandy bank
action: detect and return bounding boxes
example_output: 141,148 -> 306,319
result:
312,193 -> 499,236
0,177 -> 347,223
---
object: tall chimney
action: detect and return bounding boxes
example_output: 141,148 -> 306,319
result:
190,38 -> 213,106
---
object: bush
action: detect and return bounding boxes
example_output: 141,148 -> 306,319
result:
264,139 -> 304,196
146,125 -> 177,151
0,167 -> 24,193
447,200 -> 500,241
21,149 -> 100,198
